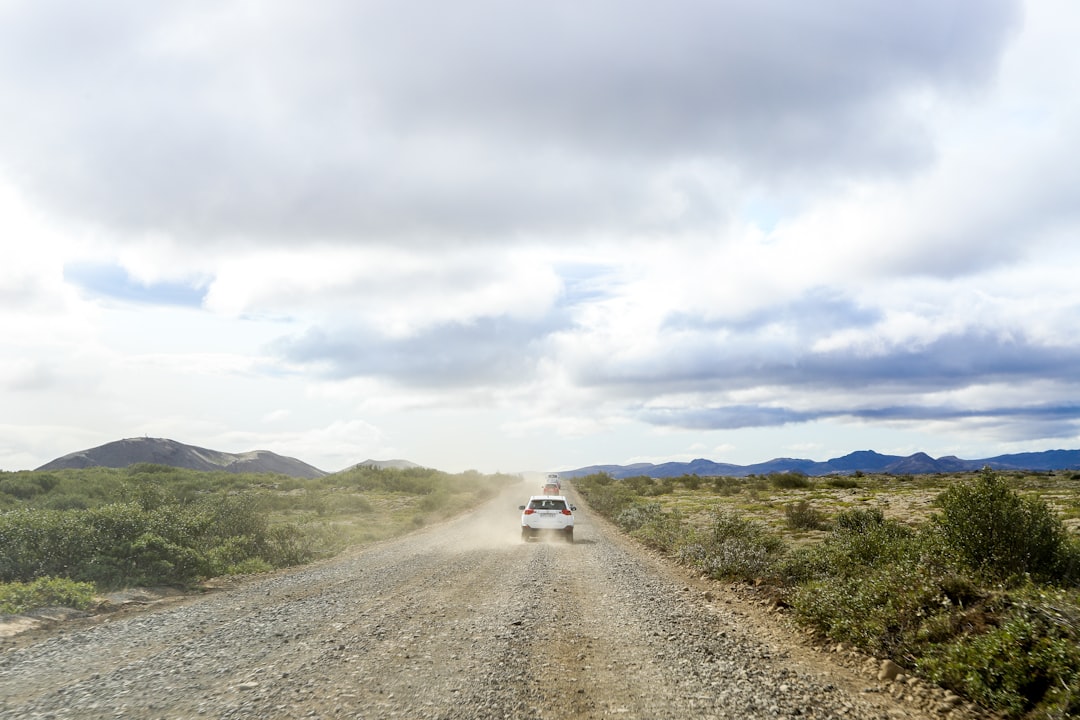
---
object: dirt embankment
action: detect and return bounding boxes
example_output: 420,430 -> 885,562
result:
0,482 -> 986,719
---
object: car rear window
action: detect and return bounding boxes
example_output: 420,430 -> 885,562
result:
529,499 -> 567,511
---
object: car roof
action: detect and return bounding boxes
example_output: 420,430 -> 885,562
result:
527,495 -> 567,501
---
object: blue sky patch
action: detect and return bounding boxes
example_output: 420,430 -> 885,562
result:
64,263 -> 207,308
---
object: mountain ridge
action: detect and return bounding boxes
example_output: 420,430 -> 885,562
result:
36,437 -> 328,479
561,448 -> 1080,479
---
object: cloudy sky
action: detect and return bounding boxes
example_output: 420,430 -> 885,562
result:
2,0 -> 1079,474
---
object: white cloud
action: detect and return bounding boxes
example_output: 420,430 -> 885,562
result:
6,0 -> 1080,474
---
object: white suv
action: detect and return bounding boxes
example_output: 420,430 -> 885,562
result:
519,495 -> 576,543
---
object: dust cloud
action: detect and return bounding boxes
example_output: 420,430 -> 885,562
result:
446,473 -> 577,551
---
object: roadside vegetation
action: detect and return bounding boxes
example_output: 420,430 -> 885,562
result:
0,464 -> 516,612
575,469 -> 1080,720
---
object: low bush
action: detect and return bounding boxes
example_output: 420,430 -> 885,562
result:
932,471 -> 1071,583
781,507 -> 916,583
710,476 -> 744,495
677,510 -> 785,581
0,494 -> 329,589
681,474 -> 702,491
646,478 -> 676,496
618,504 -> 688,553
770,472 -> 811,490
615,502 -> 664,532
623,475 -> 657,495
576,476 -> 639,517
0,475 -> 48,500
785,500 -> 826,530
0,576 -> 96,615
918,587 -> 1080,718
792,554 -> 968,657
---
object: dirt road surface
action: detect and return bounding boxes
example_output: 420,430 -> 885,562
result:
0,480 -> 981,719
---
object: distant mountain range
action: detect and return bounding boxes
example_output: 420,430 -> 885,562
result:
562,449 -> 1080,479
34,438 -> 1080,480
36,437 -> 328,478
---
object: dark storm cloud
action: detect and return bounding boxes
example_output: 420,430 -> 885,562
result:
586,326 -> 1080,395
0,0 -> 1020,243
641,401 -> 1080,434
641,405 -> 817,430
796,332 -> 1080,389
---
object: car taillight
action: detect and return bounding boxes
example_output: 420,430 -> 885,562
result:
561,509 -> 572,515
524,508 -> 535,514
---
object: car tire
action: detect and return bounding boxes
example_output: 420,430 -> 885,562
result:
565,529 -> 574,543
521,528 -> 531,542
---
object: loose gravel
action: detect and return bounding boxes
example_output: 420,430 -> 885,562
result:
0,481 -> 988,719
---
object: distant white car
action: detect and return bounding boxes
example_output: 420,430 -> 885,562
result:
519,495 -> 576,543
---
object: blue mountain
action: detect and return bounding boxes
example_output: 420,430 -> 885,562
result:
561,449 -> 1080,479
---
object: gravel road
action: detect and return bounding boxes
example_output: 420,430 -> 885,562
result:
0,480 -> 984,719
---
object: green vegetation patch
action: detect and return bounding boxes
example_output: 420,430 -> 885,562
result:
0,577 -> 96,615
0,464 -> 518,613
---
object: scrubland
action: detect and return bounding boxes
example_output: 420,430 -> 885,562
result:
0,463 -> 517,611
574,469 -> 1080,719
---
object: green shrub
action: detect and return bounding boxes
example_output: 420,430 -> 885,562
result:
615,502 -> 664,532
336,494 -> 374,513
645,478 -> 675,496
1063,538 -> 1080,585
677,510 -> 785,581
770,472 -> 811,490
0,576 -> 96,614
780,507 -> 915,584
0,507 -> 101,582
918,589 -> 1080,718
418,490 -> 452,512
933,471 -> 1070,583
578,472 -> 613,487
89,532 -> 205,587
785,500 -> 826,530
786,514 -> 989,657
577,481 -> 639,517
0,492 -> 329,588
204,535 -> 262,576
790,549 -> 979,657
710,476 -> 743,495
834,506 -> 886,533
623,475 -> 655,494
0,475 -> 50,500
40,494 -> 90,510
621,505 -> 688,553
633,519 -> 687,552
